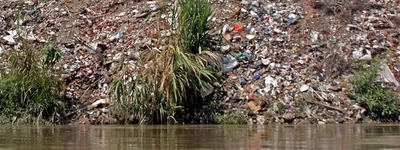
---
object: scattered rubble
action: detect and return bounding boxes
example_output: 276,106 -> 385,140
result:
1,0 -> 400,124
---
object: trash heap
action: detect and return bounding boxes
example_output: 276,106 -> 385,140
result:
1,0 -> 400,124
214,0 -> 400,124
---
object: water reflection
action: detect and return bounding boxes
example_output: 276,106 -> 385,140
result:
0,124 -> 399,149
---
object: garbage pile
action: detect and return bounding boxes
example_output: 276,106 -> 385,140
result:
1,0 -> 400,124
214,0 -> 400,124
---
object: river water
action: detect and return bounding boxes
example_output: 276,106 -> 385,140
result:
0,124 -> 399,150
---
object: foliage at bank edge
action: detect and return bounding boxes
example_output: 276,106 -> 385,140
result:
352,59 -> 400,121
110,0 -> 221,124
213,113 -> 246,124
0,11 -> 63,124
0,23 -> 63,124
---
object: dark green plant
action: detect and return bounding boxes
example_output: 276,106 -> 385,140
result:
352,60 -> 400,119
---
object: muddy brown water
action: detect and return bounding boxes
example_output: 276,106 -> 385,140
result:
0,124 -> 399,150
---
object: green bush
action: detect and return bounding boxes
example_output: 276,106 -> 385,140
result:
353,61 -> 399,120
0,41 -> 63,124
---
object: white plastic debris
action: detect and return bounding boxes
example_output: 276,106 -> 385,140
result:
109,32 -> 122,41
222,24 -> 230,34
246,34 -> 255,40
378,63 -> 399,87
310,31 -> 319,43
117,12 -> 126,17
90,99 -> 106,108
2,30 -> 18,45
264,75 -> 278,89
0,47 -> 4,55
2,35 -> 15,45
359,50 -> 372,60
113,53 -> 123,61
288,13 -> 297,19
300,84 -> 309,92
250,11 -> 258,18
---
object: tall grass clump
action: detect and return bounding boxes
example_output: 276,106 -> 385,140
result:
110,0 -> 220,124
0,17 -> 63,124
176,0 -> 214,54
352,60 -> 400,121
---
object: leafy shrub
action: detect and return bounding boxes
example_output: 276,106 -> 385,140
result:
353,61 -> 399,120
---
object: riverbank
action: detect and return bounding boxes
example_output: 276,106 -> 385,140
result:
1,0 -> 400,124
